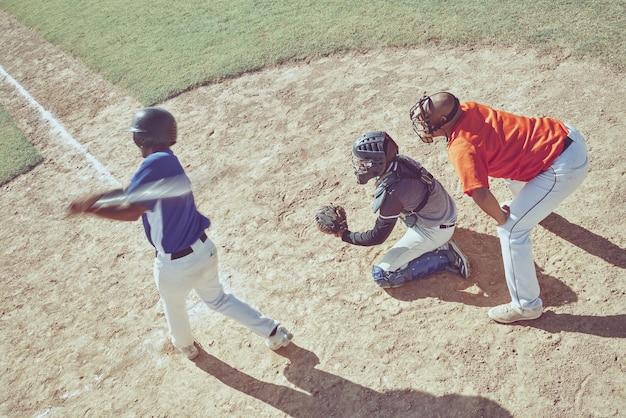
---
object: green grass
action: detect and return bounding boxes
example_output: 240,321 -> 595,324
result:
0,0 -> 624,184
1,0 -> 624,105
0,106 -> 43,185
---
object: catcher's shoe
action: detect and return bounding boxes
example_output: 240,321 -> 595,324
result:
488,303 -> 542,324
445,239 -> 470,279
180,343 -> 199,360
266,325 -> 293,350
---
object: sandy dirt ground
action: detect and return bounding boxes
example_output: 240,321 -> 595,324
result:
1,10 -> 625,418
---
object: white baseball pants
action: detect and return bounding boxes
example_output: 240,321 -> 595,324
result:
498,124 -> 588,312
153,236 -> 277,349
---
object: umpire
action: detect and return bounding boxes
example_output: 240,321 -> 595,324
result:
409,92 -> 589,323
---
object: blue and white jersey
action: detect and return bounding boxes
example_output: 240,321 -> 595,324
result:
127,149 -> 210,254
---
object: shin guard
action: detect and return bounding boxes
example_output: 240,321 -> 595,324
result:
372,251 -> 450,288
402,251 -> 451,280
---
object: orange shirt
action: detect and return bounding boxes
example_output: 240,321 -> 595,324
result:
447,102 -> 569,195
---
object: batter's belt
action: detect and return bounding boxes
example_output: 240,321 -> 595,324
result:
158,232 -> 208,260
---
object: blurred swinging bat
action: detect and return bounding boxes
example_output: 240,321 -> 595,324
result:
91,174 -> 198,209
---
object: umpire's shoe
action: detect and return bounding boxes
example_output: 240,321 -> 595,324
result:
446,239 -> 470,279
488,303 -> 542,323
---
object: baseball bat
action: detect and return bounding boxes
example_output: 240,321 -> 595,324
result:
91,174 -> 197,208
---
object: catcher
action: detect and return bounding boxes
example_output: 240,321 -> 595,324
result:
315,131 -> 469,288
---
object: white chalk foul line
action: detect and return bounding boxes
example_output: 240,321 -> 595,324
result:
0,64 -> 122,188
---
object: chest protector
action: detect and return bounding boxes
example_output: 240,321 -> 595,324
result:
372,155 -> 435,215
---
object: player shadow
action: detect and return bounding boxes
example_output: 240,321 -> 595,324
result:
539,212 -> 626,268
193,343 -> 512,417
524,311 -> 626,338
385,227 -> 577,309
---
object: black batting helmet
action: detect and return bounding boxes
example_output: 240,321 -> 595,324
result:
125,107 -> 177,148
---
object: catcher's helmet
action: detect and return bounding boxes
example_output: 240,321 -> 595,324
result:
352,131 -> 399,184
125,107 -> 177,148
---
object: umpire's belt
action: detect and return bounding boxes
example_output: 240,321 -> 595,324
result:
541,136 -> 573,175
439,223 -> 455,229
561,136 -> 573,154
165,232 -> 208,260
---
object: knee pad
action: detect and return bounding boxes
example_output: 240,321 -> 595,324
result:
373,252 -> 450,288
371,265 -> 408,288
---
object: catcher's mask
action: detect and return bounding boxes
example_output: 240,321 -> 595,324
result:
352,131 -> 399,184
125,107 -> 177,148
409,93 -> 459,143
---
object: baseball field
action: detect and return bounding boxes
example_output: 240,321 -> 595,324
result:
1,3 -> 625,418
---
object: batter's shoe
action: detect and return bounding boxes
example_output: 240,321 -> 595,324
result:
266,325 -> 293,350
180,343 -> 199,360
488,303 -> 543,324
445,239 -> 470,279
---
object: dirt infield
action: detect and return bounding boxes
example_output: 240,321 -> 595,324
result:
1,10 -> 624,418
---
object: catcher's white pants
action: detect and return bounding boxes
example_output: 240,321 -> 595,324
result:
498,124 -> 588,312
153,236 -> 277,349
376,224 -> 454,272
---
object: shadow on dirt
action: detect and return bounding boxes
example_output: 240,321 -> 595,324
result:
194,343 -> 512,418
527,311 -> 626,338
540,213 -> 626,269
384,227 -> 577,309
382,223 -> 625,338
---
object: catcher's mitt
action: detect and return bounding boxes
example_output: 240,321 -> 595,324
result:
314,205 -> 348,235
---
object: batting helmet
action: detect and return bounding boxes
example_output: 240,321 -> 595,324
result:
352,131 -> 399,184
125,107 -> 177,148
